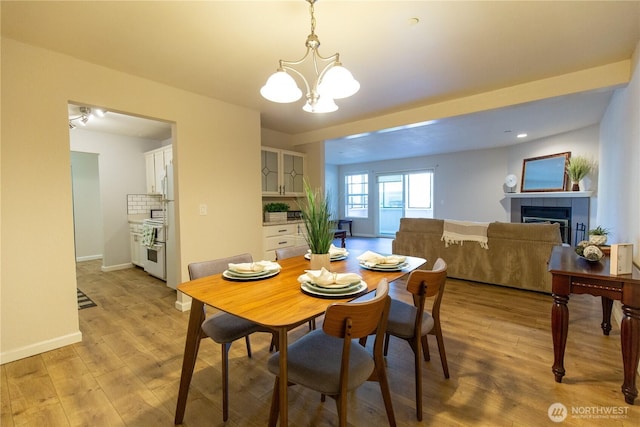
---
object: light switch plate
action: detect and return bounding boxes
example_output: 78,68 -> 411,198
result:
199,204 -> 207,215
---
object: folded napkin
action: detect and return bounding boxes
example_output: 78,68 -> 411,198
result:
228,260 -> 281,273
297,267 -> 362,288
329,244 -> 348,257
357,251 -> 406,267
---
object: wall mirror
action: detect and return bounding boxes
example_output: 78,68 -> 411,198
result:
521,152 -> 570,192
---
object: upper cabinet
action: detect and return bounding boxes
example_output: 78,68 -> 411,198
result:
145,145 -> 173,194
261,147 -> 306,196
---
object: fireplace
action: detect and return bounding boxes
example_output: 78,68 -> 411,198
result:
521,206 -> 571,244
509,194 -> 590,246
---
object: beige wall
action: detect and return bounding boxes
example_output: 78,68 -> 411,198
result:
599,39 -> 640,263
1,38 -> 263,363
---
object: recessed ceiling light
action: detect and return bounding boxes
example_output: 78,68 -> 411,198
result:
517,133 -> 528,138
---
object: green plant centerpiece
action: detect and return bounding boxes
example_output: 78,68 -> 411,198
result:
588,225 -> 609,246
566,156 -> 594,191
298,180 -> 334,270
263,202 -> 289,223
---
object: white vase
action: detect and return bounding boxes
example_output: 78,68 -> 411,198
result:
309,253 -> 331,270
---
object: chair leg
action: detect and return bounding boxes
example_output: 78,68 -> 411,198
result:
414,337 -> 423,421
308,318 -> 316,330
221,342 -> 231,421
269,332 -> 279,352
268,377 -> 280,427
336,393 -> 348,427
376,360 -> 397,427
433,329 -> 450,379
244,335 -> 252,358
383,333 -> 390,356
421,335 -> 430,361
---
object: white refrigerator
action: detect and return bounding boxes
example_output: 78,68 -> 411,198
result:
164,164 -> 177,289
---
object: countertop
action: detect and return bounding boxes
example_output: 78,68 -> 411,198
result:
262,219 -> 303,226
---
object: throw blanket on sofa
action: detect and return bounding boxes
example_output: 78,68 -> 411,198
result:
441,220 -> 490,249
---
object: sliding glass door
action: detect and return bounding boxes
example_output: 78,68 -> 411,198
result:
377,170 -> 434,236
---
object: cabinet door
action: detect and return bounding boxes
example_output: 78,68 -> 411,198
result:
153,151 -> 165,194
163,147 -> 173,167
261,148 -> 281,195
281,151 -> 305,196
145,153 -> 156,193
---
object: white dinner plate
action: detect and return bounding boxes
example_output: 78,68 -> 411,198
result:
223,269 -> 280,281
300,280 -> 368,298
359,262 -> 409,272
304,281 -> 363,294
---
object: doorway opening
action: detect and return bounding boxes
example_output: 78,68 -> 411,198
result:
68,103 -> 174,284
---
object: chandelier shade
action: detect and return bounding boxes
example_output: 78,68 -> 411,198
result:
261,0 -> 359,113
319,64 -> 360,99
260,70 -> 303,103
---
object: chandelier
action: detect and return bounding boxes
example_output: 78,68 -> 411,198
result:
68,106 -> 105,129
260,0 -> 359,113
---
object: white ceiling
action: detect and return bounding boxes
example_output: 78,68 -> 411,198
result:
4,1 -> 639,164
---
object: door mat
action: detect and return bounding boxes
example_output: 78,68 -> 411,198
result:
77,289 -> 97,310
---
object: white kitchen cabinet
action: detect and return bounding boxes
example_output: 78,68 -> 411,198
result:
262,222 -> 306,261
130,232 -> 144,267
261,147 -> 306,196
145,145 -> 173,194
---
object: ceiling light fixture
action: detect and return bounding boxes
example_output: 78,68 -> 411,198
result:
68,106 -> 106,129
260,0 -> 359,113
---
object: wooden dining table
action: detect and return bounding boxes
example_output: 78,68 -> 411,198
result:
174,250 -> 426,426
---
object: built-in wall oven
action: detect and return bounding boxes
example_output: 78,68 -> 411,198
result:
143,217 -> 166,280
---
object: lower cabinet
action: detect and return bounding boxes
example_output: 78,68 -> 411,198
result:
263,222 -> 306,261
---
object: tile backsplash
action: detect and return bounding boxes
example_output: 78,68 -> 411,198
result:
127,194 -> 162,215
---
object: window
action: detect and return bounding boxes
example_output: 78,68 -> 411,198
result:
345,173 -> 368,218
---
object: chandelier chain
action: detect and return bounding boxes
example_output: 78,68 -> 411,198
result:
309,0 -> 316,36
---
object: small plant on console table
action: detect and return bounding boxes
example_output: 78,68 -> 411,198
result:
588,226 -> 609,246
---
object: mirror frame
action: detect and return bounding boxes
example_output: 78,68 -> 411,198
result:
521,152 -> 570,192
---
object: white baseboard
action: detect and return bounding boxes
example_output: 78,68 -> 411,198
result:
174,298 -> 191,312
101,262 -> 133,272
76,255 -> 103,262
0,331 -> 82,365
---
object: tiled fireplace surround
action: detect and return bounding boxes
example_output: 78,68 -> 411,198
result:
509,195 -> 590,246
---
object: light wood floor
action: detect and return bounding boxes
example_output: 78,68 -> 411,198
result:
2,245 -> 639,426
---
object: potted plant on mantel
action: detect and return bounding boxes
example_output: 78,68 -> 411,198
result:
263,202 -> 289,223
298,180 -> 334,270
566,156 -> 595,191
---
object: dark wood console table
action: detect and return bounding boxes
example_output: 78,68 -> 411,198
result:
548,245 -> 640,404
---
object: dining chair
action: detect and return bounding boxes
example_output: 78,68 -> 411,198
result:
266,279 -> 396,427
385,257 -> 449,421
275,244 -> 316,332
188,253 -> 274,422
275,244 -> 309,260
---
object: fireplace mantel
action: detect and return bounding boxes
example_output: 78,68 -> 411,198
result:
504,191 -> 593,199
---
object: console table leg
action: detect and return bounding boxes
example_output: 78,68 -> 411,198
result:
601,296 -> 613,336
552,293 -> 569,382
621,305 -> 639,405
